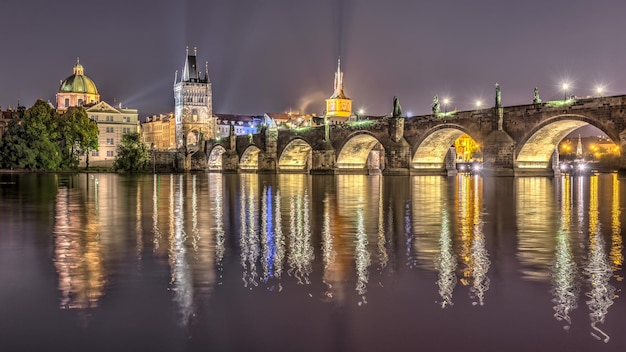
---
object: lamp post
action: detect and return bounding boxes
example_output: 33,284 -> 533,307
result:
475,100 -> 483,109
595,85 -> 604,97
562,83 -> 570,101
443,98 -> 450,115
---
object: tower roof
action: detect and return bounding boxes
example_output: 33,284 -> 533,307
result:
330,57 -> 349,99
58,58 -> 99,95
179,46 -> 209,83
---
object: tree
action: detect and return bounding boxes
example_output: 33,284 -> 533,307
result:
59,107 -> 99,169
113,132 -> 149,172
0,100 -> 62,170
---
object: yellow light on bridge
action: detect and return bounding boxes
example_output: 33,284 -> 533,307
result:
475,100 -> 483,108
595,85 -> 605,96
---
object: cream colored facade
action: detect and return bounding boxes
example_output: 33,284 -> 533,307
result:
142,113 -> 177,150
83,102 -> 139,167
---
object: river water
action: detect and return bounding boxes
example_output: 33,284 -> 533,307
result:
0,172 -> 623,351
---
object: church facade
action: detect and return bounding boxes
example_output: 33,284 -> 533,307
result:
56,59 -> 139,167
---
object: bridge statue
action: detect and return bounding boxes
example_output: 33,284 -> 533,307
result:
393,96 -> 402,117
432,95 -> 441,114
533,87 -> 542,104
495,83 -> 502,108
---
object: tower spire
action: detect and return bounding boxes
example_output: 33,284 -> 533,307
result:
205,61 -> 210,83
331,57 -> 346,99
576,134 -> 583,158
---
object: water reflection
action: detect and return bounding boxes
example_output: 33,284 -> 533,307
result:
584,176 -> 615,343
33,172 -> 624,346
240,174 -> 260,288
412,176 -> 445,271
53,179 -> 105,310
286,177 -> 314,286
169,174 -> 193,324
516,178 -> 557,281
436,209 -> 456,308
466,176 -> 489,306
610,174 -> 623,282
551,176 -> 579,330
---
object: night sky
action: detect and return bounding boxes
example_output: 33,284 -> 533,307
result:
2,0 -> 625,121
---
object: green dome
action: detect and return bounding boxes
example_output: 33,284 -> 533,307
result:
58,62 -> 99,95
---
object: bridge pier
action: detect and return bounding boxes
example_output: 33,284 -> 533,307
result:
221,150 -> 240,173
481,130 -> 516,177
381,138 -> 411,175
310,148 -> 337,174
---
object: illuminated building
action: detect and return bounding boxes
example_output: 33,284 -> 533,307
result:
56,58 -> 100,111
54,59 -> 139,167
325,58 -> 353,123
142,113 -> 177,150
84,102 -> 140,167
174,47 -> 216,150
454,134 -> 481,162
215,114 -> 263,137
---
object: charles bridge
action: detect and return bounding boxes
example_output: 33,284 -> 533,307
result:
200,95 -> 626,176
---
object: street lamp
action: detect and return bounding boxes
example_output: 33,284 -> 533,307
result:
562,82 -> 570,101
475,100 -> 483,109
595,85 -> 605,96
443,98 -> 450,115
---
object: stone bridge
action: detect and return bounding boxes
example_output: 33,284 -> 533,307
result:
203,95 -> 626,176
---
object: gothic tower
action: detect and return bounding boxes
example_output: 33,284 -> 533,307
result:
174,47 -> 215,150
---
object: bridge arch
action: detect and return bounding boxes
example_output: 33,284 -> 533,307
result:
278,138 -> 312,172
516,114 -> 618,169
412,125 -> 480,170
336,131 -> 384,172
207,145 -> 226,171
240,145 -> 261,172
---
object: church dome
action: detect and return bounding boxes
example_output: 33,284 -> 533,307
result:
58,60 -> 99,95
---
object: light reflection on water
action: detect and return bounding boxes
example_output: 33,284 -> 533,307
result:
1,172 -> 624,350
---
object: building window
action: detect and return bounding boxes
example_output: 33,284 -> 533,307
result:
64,98 -> 69,107
106,127 -> 114,133
106,116 -> 114,122
91,151 -> 99,157
106,151 -> 114,157
122,116 -> 130,123
106,138 -> 114,145
122,127 -> 130,134
92,115 -> 99,121
78,99 -> 83,106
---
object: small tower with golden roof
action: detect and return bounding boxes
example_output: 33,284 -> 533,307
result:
325,58 -> 352,120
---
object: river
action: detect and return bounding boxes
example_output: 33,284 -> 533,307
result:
0,172 -> 623,351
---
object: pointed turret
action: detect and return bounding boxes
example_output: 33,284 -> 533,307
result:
330,57 -> 347,99
181,46 -> 199,82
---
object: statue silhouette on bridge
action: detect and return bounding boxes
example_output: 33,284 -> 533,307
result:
533,87 -> 542,104
432,95 -> 441,114
393,96 -> 402,117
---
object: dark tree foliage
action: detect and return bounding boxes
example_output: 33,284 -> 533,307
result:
0,100 -> 61,170
0,100 -> 100,170
59,107 -> 99,169
113,132 -> 149,172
